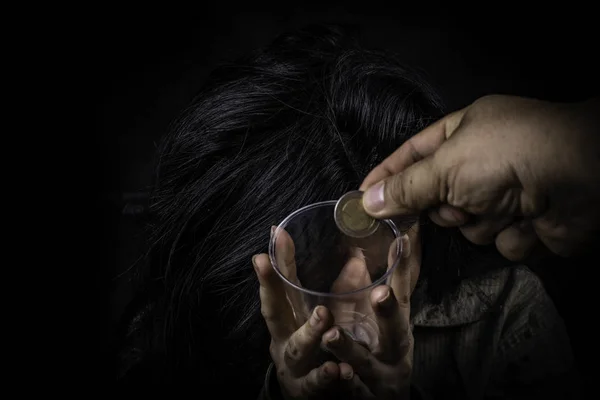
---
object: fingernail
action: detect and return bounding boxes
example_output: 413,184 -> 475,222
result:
377,288 -> 391,305
363,181 -> 385,213
271,226 -> 276,235
342,370 -> 353,380
351,247 -> 365,260
309,307 -> 321,327
324,329 -> 340,344
401,234 -> 411,259
322,364 -> 334,379
438,205 -> 464,224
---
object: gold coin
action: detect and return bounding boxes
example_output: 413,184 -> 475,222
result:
334,191 -> 379,238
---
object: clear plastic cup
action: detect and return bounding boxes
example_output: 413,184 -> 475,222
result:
269,200 -> 403,350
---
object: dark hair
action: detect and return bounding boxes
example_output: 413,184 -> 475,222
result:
120,25 -> 510,388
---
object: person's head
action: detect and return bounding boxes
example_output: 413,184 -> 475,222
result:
139,24 -> 508,386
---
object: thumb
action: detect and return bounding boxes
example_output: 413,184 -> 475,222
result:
362,155 -> 443,218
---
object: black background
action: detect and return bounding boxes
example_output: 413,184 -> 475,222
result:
100,5 -> 598,388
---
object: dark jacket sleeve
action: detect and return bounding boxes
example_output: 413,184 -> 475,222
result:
484,275 -> 582,399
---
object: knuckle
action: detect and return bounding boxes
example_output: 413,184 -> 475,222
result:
296,315 -> 319,334
277,367 -> 288,382
472,94 -> 503,112
260,306 -> 279,323
397,292 -> 410,307
388,174 -> 409,208
444,163 -> 464,208
283,340 -> 302,363
269,341 -> 278,359
473,94 -> 494,107
300,322 -> 322,344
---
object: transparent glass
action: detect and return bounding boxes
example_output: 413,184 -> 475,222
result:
269,201 -> 402,350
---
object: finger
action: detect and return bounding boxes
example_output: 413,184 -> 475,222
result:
332,247 -> 369,291
459,216 -> 513,245
495,220 -> 539,261
254,253 -> 297,343
322,327 -> 380,385
428,204 -> 470,227
350,250 -> 375,325
359,109 -> 466,191
273,226 -> 310,325
362,153 -> 446,219
389,227 -> 420,302
338,362 -> 354,382
329,249 -> 370,320
532,217 -> 588,258
299,361 -> 339,396
371,286 -> 411,363
284,306 -> 335,376
387,236 -> 405,274
274,226 -> 299,283
382,232 -> 418,363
